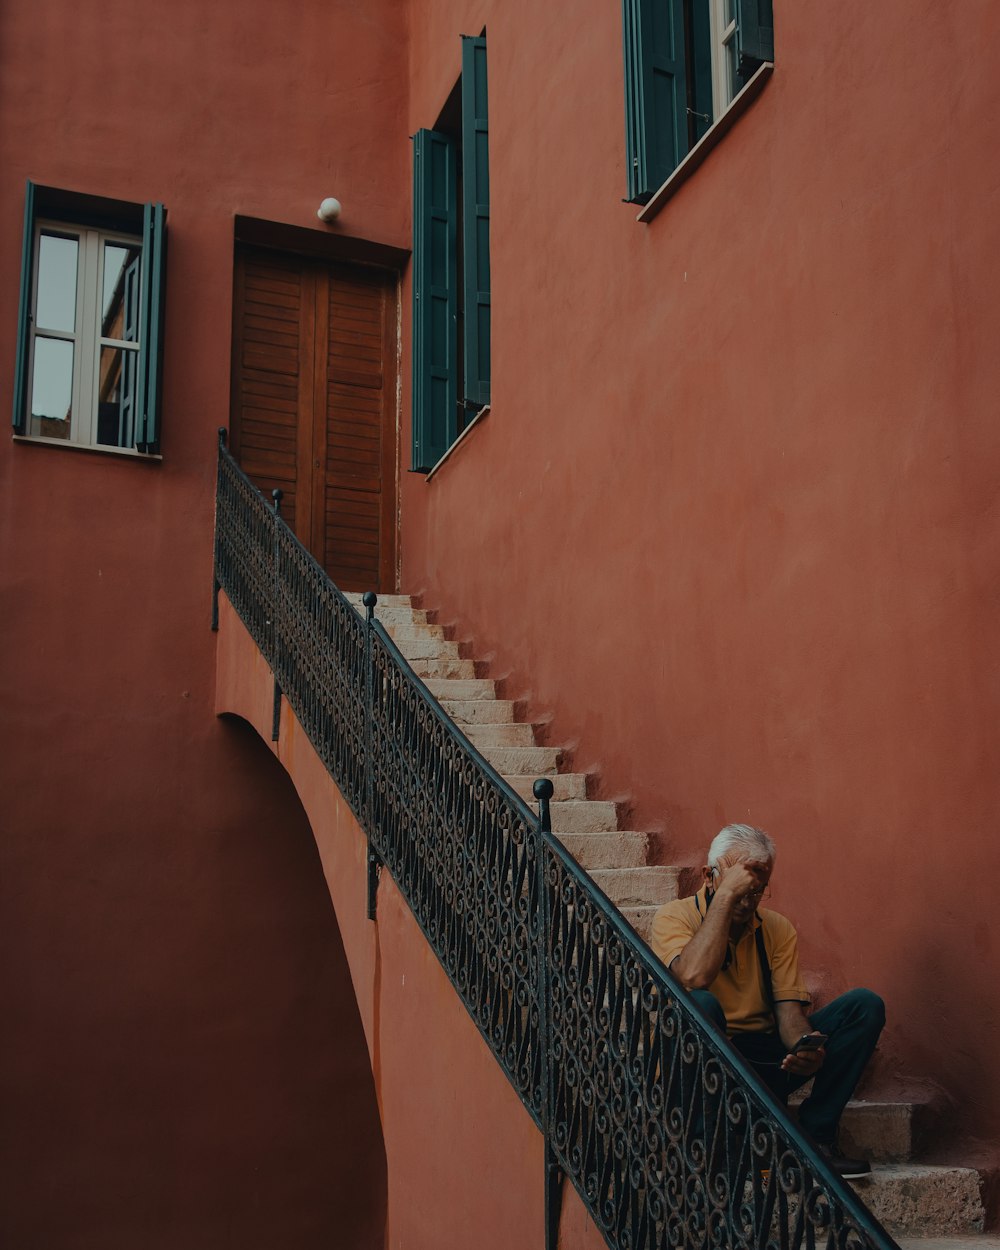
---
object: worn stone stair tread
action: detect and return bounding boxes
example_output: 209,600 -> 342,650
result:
897,1239 -> 1000,1250
789,1093 -> 930,1163
479,745 -> 562,774
464,723 -> 537,748
423,677 -> 497,700
849,1164 -> 986,1237
548,799 -> 619,833
384,622 -> 447,641
590,866 -> 679,907
555,831 -> 650,870
504,773 -> 588,802
440,698 -> 518,724
392,636 -> 461,659
409,656 -> 477,679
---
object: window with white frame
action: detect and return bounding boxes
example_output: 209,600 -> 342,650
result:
13,184 -> 166,454
622,0 -> 773,204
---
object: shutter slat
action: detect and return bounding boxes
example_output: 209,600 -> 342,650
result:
136,202 -> 166,454
411,129 -> 458,472
12,181 -> 36,433
461,35 -> 490,410
736,0 -> 774,66
621,0 -> 689,203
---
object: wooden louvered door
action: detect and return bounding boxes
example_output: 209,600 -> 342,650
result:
231,246 -> 397,592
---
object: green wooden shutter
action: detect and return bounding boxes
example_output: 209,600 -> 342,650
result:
461,35 -> 490,410
622,0 -> 689,203
135,201 -> 166,454
12,180 -> 36,433
412,128 -> 458,472
736,0 -> 774,66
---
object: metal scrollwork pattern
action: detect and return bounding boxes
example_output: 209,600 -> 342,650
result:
368,627 -> 544,1122
544,840 -> 891,1250
214,437 -> 897,1250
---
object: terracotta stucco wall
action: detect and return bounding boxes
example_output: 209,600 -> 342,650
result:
399,0 -> 1000,1157
0,1 -> 408,1243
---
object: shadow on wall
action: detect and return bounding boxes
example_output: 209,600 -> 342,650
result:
1,713 -> 387,1250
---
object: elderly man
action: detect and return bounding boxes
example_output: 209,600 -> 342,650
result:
651,823 -> 885,1179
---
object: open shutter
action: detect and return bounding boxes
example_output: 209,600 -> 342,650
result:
461,35 -> 490,410
411,129 -> 458,472
12,181 -> 36,433
736,0 -> 774,66
135,201 -> 166,454
622,0 -> 688,203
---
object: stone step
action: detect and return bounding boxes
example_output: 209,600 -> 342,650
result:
423,678 -> 497,701
479,745 -> 563,775
620,904 -> 659,942
548,799 -> 620,833
409,656 -> 477,680
385,622 -> 447,642
441,698 -> 519,725
393,635 -> 461,660
345,592 -> 415,607
897,1239 -> 1000,1250
850,1165 -> 986,1237
555,830 -> 650,871
504,773 -> 589,803
591,865 -> 679,908
465,722 -> 537,748
790,1094 -> 930,1164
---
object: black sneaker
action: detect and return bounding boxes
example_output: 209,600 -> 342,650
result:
816,1143 -> 872,1180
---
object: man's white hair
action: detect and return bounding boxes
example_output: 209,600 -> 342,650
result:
707,823 -> 776,868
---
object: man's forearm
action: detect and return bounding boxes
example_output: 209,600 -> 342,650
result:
670,901 -> 735,989
774,1000 -> 813,1050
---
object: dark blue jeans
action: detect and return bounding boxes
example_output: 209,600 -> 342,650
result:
689,987 -> 885,1145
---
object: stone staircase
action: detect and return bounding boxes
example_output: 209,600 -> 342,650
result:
347,592 -> 995,1246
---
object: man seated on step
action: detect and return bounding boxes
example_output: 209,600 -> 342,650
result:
650,823 -> 885,1180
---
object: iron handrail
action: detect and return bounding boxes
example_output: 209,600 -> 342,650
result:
212,430 -> 899,1250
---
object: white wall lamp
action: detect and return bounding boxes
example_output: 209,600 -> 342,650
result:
317,197 -> 342,223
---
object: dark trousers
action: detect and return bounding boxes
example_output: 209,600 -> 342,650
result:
689,987 -> 885,1145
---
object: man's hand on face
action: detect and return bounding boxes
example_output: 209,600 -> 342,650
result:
780,1033 -> 826,1076
713,859 -> 770,904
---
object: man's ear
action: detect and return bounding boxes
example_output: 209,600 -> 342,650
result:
702,864 -> 715,888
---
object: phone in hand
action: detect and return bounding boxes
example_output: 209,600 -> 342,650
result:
791,1032 -> 829,1054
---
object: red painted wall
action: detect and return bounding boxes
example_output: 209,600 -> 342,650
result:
0,1 -> 408,1243
398,0 -> 1000,1159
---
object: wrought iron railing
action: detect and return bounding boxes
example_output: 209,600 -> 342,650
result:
213,430 -> 898,1250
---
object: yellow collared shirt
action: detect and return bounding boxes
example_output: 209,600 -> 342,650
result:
650,885 -> 810,1033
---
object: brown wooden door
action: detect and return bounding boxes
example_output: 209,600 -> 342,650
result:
231,246 -> 397,592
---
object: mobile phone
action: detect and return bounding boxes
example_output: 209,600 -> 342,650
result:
792,1032 -> 829,1054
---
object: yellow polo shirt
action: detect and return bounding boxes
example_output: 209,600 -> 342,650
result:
650,886 -> 809,1034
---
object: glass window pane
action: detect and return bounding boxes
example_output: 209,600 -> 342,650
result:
102,242 -> 142,341
96,343 -> 138,448
30,336 -> 74,437
36,233 -> 78,332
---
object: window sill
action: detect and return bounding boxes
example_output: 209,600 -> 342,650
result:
636,61 -> 774,224
425,404 -> 490,481
13,433 -> 162,461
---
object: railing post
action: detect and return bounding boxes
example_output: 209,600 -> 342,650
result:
533,776 -> 563,1250
363,590 -> 381,920
270,488 -> 283,742
211,427 -> 227,631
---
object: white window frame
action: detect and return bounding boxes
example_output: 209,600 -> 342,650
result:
26,219 -> 144,454
708,0 -> 739,121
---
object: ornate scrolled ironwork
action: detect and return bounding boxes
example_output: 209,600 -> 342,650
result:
213,435 -> 899,1250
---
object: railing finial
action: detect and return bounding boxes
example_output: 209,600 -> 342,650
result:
218,426 -> 228,448
271,487 -> 283,516
362,590 -> 378,622
533,777 -> 554,834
